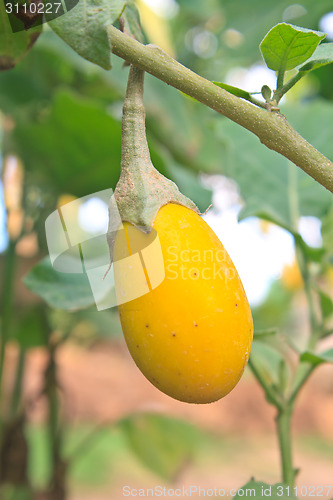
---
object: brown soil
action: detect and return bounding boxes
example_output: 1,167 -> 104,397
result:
4,341 -> 333,499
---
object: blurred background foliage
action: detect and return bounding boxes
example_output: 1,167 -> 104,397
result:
0,0 -> 333,499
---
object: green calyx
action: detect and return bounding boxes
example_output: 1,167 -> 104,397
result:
113,65 -> 199,233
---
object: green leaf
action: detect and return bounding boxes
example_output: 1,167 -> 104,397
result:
239,206 -> 324,263
0,485 -> 33,500
0,2 -> 42,70
300,349 -> 333,366
254,328 -> 278,340
252,281 -> 295,345
318,290 -> 333,320
322,201 -> 333,260
250,341 -> 286,388
212,82 -> 253,101
119,414 -> 199,481
238,203 -> 294,234
23,257 -> 96,311
294,236 -> 325,263
166,162 -> 212,213
13,90 -> 122,197
260,23 -> 326,72
12,308 -> 48,349
47,0 -> 126,69
121,0 -> 144,42
298,42 -> 333,72
234,480 -> 297,499
69,308 -> 123,339
216,100 -> 333,231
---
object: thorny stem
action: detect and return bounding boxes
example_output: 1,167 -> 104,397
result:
108,26 -> 333,192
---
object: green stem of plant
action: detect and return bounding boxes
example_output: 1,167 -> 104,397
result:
112,64 -> 198,232
274,72 -> 304,103
276,407 -> 295,488
279,224 -> 323,485
108,26 -> 333,193
322,327 -> 333,337
289,364 -> 314,408
276,68 -> 285,94
295,240 -> 320,348
248,357 -> 283,411
39,307 -> 62,485
0,239 -> 17,400
286,239 -> 320,407
245,94 -> 268,109
10,348 -> 26,418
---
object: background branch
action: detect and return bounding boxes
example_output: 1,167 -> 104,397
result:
108,26 -> 333,193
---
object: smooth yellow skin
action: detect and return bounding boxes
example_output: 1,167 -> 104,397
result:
114,204 -> 253,404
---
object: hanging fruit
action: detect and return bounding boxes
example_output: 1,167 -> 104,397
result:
110,65 -> 253,404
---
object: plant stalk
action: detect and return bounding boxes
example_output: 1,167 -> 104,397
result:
276,68 -> 285,94
111,64 -> 198,234
276,407 -> 295,488
274,72 -> 304,103
0,240 -> 17,398
108,26 -> 333,193
10,348 -> 26,418
248,357 -> 283,411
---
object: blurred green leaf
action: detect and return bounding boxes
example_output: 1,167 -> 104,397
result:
216,100 -> 333,231
47,0 -> 126,69
298,42 -> 333,72
13,90 -> 122,197
142,73 -> 225,176
23,256 -> 96,311
166,162 -> 212,212
12,307 -> 47,349
295,236 -> 325,263
212,82 -> 253,101
239,206 -> 324,264
318,290 -> 333,320
260,23 -> 325,72
119,414 -> 200,481
322,201 -> 333,260
300,348 -> 333,366
0,1 -> 42,70
73,308 -> 123,339
234,480 -> 297,499
250,340 -> 286,388
238,203 -> 294,234
0,485 -> 33,500
252,282 -> 293,333
254,328 -> 278,340
0,34 -> 103,112
121,0 -> 144,42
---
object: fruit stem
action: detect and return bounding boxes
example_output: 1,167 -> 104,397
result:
120,65 -> 154,179
112,65 -> 198,232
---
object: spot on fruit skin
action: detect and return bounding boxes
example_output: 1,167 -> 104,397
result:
115,204 -> 253,404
